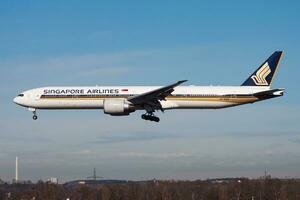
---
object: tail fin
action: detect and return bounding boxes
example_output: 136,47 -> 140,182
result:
241,51 -> 283,87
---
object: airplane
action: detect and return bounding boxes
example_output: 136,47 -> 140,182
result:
13,51 -> 284,122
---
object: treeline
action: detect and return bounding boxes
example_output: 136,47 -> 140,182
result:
1,178 -> 300,200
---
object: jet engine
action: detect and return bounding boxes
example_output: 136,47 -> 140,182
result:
103,99 -> 133,116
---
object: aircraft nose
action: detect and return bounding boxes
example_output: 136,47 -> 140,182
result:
13,97 -> 21,105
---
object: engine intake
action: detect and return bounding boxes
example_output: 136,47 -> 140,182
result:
103,99 -> 132,116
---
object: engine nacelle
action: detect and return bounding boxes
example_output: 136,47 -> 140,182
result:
103,99 -> 132,116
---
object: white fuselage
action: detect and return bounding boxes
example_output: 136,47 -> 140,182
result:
13,86 -> 270,110
13,51 -> 284,121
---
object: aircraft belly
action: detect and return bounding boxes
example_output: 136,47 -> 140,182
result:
167,100 -> 237,109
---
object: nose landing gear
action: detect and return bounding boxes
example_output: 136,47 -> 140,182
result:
29,108 -> 38,120
141,113 -> 160,122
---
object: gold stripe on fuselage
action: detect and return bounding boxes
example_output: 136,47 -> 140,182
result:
40,95 -> 259,104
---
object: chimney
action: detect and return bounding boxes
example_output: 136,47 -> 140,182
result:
15,156 -> 18,182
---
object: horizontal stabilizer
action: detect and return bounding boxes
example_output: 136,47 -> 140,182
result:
253,88 -> 285,97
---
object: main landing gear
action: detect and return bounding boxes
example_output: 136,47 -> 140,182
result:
141,113 -> 160,122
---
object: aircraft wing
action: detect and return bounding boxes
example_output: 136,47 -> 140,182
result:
128,80 -> 187,106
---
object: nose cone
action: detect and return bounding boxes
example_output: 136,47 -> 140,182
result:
13,96 -> 24,106
13,96 -> 20,104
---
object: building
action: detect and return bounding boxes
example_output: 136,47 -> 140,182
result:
47,177 -> 58,184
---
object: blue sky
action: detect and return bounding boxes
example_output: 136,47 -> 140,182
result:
0,1 -> 299,182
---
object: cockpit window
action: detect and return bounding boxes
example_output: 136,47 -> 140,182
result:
18,94 -> 24,97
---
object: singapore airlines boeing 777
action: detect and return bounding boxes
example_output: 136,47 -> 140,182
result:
14,51 -> 284,122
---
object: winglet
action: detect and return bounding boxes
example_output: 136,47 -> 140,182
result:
172,80 -> 188,88
241,51 -> 283,87
177,80 -> 188,84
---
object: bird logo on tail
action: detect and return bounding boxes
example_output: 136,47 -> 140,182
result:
250,62 -> 271,86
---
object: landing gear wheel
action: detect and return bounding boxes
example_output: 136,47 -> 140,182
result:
33,115 -> 38,120
153,116 -> 160,122
141,113 -> 160,122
